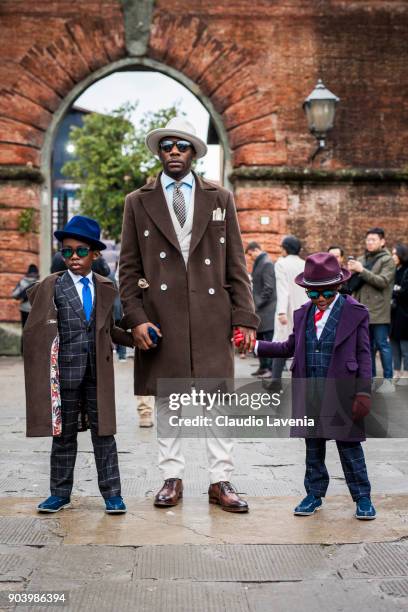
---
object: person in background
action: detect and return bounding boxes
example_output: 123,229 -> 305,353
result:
264,235 -> 306,392
110,263 -> 127,363
328,246 -> 352,295
245,242 -> 276,378
91,255 -> 111,277
12,264 -> 39,354
348,228 -> 396,394
390,243 -> 408,385
50,251 -> 67,274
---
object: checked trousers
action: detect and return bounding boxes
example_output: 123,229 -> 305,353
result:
50,367 -> 121,500
304,438 -> 371,502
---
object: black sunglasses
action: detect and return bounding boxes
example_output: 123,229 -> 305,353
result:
306,289 -> 337,300
159,139 -> 192,153
61,246 -> 92,259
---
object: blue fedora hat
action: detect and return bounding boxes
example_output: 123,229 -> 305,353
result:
54,215 -> 106,250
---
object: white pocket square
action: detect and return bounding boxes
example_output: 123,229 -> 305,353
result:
212,207 -> 224,221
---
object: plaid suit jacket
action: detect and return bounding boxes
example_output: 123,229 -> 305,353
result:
54,272 -> 97,389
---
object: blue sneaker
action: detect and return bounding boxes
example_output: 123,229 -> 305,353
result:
37,496 -> 70,513
294,494 -> 322,516
355,497 -> 376,520
105,496 -> 127,514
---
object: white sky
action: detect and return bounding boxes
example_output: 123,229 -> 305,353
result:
75,71 -> 221,181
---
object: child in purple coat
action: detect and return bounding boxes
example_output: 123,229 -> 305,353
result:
236,252 -> 376,520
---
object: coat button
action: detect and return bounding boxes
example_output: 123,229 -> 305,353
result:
160,251 -> 166,259
161,284 -> 167,291
204,258 -> 211,265
106,355 -> 110,361
144,230 -> 149,237
219,237 -> 225,244
208,288 -> 215,295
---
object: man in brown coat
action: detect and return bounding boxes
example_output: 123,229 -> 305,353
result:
119,117 -> 259,512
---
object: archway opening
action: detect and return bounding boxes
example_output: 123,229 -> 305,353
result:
41,59 -> 230,275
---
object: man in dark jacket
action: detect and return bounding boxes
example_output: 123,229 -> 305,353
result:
245,242 -> 276,377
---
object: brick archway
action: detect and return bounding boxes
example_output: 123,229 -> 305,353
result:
0,9 -> 284,328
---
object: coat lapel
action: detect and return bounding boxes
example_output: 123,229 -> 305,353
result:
94,274 -> 116,330
139,174 -> 181,253
334,298 -> 366,348
60,271 -> 87,323
188,173 -> 218,258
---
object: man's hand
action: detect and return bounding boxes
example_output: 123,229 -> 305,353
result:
232,326 -> 256,353
352,394 -> 371,421
278,313 -> 288,325
348,259 -> 363,274
132,322 -> 162,350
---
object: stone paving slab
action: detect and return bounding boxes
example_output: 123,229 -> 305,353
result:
244,580 -> 405,612
20,582 -> 251,612
27,546 -> 136,590
0,496 -> 407,546
132,543 -> 329,581
0,518 -> 62,546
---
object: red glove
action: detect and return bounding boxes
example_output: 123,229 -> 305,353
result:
233,328 -> 245,349
352,394 -> 371,421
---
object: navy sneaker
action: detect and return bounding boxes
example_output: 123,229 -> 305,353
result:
37,496 -> 71,513
105,496 -> 127,514
294,494 -> 322,516
355,497 -> 376,520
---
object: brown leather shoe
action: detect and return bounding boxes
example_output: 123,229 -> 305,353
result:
154,478 -> 183,507
208,481 -> 249,513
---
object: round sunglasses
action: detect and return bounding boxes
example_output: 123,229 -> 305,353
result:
60,246 -> 92,259
306,289 -> 337,300
159,139 -> 192,153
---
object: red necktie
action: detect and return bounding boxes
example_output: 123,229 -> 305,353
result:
314,308 -> 325,333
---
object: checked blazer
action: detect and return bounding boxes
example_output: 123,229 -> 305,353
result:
305,294 -> 345,379
24,271 -> 133,437
54,273 -> 97,389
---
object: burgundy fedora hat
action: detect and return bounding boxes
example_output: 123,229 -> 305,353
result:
295,252 -> 351,288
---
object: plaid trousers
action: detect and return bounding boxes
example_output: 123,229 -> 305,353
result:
304,438 -> 371,501
50,367 -> 121,500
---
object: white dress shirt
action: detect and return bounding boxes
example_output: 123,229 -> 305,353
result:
314,292 -> 340,340
68,269 -> 95,305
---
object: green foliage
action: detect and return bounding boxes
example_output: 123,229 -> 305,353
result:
62,103 -> 180,241
18,208 -> 37,234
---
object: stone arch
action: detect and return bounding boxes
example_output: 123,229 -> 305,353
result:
39,55 -> 234,275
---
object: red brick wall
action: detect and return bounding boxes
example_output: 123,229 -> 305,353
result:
1,1 -> 408,322
0,1 -> 126,321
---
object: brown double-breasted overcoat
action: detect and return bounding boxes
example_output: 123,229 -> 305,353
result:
24,271 -> 133,437
119,173 -> 259,395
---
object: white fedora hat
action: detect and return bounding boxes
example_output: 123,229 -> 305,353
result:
145,117 -> 208,159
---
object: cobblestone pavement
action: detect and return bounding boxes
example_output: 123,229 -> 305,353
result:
0,356 -> 407,611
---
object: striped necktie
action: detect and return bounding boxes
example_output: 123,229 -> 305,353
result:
172,182 -> 187,227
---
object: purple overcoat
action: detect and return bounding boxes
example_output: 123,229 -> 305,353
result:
258,295 -> 372,441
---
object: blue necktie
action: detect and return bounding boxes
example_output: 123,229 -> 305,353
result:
80,277 -> 92,322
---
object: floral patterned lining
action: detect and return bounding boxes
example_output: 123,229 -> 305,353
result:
50,335 -> 62,436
